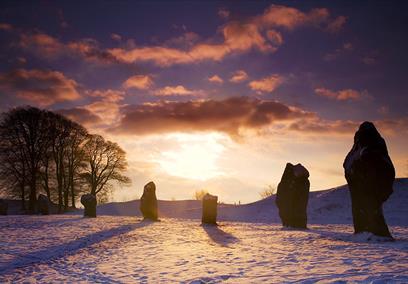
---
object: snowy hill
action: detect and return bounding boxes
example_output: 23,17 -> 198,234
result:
84,178 -> 408,226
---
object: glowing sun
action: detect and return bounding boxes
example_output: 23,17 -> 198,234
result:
156,133 -> 226,180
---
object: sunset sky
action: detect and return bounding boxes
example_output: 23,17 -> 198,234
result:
0,1 -> 407,203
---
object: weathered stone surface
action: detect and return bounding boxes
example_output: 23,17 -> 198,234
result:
202,193 -> 218,225
0,199 -> 8,215
140,181 -> 158,220
276,163 -> 310,229
343,121 -> 395,238
37,194 -> 50,215
81,194 -> 97,218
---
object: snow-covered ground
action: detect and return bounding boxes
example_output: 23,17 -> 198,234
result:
0,179 -> 407,283
0,217 -> 407,283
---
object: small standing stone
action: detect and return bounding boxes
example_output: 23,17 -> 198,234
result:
0,199 -> 8,215
343,121 -> 395,238
276,163 -> 310,229
37,194 -> 50,215
140,181 -> 158,220
202,193 -> 218,225
81,194 -> 97,218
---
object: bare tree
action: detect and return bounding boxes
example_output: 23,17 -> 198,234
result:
0,137 -> 27,209
0,107 -> 129,213
82,134 -> 130,199
48,113 -> 72,212
259,185 -> 276,199
194,189 -> 208,200
0,107 -> 52,212
65,122 -> 87,208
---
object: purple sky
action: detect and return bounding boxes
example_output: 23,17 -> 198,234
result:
0,1 -> 407,203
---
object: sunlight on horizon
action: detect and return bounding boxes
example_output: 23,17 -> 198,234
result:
154,133 -> 227,181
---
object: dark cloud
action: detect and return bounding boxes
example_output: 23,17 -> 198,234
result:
289,120 -> 358,134
110,96 -> 315,136
289,118 -> 408,136
0,69 -> 80,106
18,32 -> 118,64
58,107 -> 102,126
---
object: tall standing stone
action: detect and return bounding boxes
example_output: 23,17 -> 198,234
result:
275,163 -> 310,229
0,199 -> 8,215
202,193 -> 218,225
140,181 -> 158,220
343,121 -> 395,238
37,194 -> 50,215
81,194 -> 97,218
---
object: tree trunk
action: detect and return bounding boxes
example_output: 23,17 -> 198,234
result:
64,189 -> 68,211
70,179 -> 76,208
58,184 -> 63,213
71,188 -> 76,208
57,168 -> 63,213
44,161 -> 51,200
20,182 -> 25,210
28,172 -> 37,214
57,157 -> 63,213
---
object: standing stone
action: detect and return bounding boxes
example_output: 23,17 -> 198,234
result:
202,193 -> 218,225
81,194 -> 97,218
37,194 -> 50,215
140,181 -> 158,220
276,163 -> 310,229
0,199 -> 8,215
343,121 -> 395,238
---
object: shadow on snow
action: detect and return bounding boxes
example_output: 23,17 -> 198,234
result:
0,219 -> 153,275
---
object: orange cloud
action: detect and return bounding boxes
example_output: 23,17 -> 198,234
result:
0,69 -> 80,106
266,30 -> 284,45
223,21 -> 274,52
19,33 -> 63,58
155,85 -> 199,96
315,87 -> 366,101
256,5 -> 331,30
123,75 -> 154,90
230,70 -> 248,83
248,74 -> 284,93
62,89 -> 128,128
108,21 -> 276,67
0,23 -> 13,31
108,46 -> 191,66
86,89 -> 125,102
11,5 -> 345,67
208,75 -> 223,84
106,5 -> 344,67
83,100 -> 122,126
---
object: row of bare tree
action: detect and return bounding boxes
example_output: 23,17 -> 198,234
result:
0,106 -> 130,213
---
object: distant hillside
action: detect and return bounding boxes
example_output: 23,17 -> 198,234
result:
77,178 -> 408,226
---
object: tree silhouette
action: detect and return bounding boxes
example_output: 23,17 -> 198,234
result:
82,134 -> 130,199
194,189 -> 209,200
0,106 -> 130,213
0,107 -> 52,212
